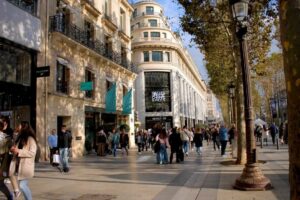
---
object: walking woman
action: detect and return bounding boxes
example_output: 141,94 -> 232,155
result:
194,127 -> 204,155
10,121 -> 37,200
156,129 -> 170,164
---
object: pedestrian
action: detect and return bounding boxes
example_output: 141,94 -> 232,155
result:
136,131 -> 143,154
204,128 -> 210,146
283,120 -> 288,144
194,127 -> 204,155
47,129 -> 58,166
169,127 -> 182,163
254,124 -> 263,143
0,116 -> 13,138
111,128 -> 120,157
279,122 -> 285,144
0,119 -> 14,200
96,128 -> 107,156
211,126 -> 220,151
219,124 -> 228,157
119,127 -> 129,156
156,129 -> 170,164
228,124 -> 236,145
9,121 -> 37,200
262,125 -> 269,146
180,126 -> 191,156
269,122 -> 278,145
58,125 -> 72,173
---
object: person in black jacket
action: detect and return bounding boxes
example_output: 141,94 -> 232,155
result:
194,127 -> 204,155
119,127 -> 129,156
169,127 -> 182,164
58,125 -> 72,172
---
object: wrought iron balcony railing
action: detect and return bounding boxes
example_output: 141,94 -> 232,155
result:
49,15 -> 136,73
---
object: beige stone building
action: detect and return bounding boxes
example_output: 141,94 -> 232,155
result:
36,0 -> 136,159
131,0 -> 207,129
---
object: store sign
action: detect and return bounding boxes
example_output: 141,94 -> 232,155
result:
152,91 -> 165,102
80,82 -> 93,91
36,66 -> 50,77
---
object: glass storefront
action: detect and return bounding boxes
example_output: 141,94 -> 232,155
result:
0,40 -> 36,129
144,72 -> 171,112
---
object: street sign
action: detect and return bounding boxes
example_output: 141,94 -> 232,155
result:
36,66 -> 50,77
80,82 -> 93,91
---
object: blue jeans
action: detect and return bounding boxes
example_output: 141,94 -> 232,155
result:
59,148 -> 69,169
158,144 -> 168,164
20,179 -> 32,200
183,141 -> 189,154
113,143 -> 118,157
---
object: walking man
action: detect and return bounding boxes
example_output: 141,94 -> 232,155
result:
58,125 -> 72,173
47,129 -> 58,166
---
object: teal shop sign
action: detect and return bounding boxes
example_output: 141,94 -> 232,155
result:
80,82 -> 93,91
122,89 -> 132,115
105,83 -> 116,113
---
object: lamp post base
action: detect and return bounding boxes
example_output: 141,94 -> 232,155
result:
234,163 -> 272,191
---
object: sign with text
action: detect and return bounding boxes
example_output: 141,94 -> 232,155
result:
80,82 -> 93,91
36,66 -> 50,77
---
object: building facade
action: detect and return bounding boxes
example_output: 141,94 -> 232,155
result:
206,89 -> 221,124
36,0 -> 136,159
0,0 -> 41,132
131,0 -> 207,130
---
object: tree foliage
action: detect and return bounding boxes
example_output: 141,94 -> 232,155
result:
176,0 -> 278,97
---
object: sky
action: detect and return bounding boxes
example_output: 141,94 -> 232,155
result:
131,0 -> 209,82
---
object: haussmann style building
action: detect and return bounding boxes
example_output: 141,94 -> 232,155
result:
131,0 -> 207,130
36,0 -> 136,159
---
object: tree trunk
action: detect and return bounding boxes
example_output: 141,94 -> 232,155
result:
235,77 -> 247,165
279,1 -> 300,199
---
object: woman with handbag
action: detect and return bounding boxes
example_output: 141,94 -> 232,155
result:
10,121 -> 37,200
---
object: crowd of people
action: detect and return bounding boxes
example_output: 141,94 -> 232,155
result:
254,121 -> 288,147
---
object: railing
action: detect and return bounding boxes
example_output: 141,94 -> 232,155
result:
132,11 -> 163,19
131,23 -> 170,31
6,0 -> 37,15
49,15 -> 136,73
133,37 -> 174,43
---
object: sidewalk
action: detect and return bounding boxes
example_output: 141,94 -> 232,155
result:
5,144 -> 289,200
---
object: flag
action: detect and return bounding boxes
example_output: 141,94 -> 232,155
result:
122,89 -> 132,115
105,83 -> 116,113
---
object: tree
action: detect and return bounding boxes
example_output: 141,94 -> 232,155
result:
176,0 -> 276,164
279,1 -> 300,199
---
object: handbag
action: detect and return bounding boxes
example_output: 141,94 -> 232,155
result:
154,140 -> 160,153
53,154 -> 60,165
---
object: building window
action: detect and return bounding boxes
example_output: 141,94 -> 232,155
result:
146,6 -> 154,15
148,19 -> 157,27
152,51 -> 163,61
143,32 -> 148,38
133,8 -> 137,18
0,44 -> 31,86
120,9 -> 125,31
151,32 -> 160,38
56,61 -> 70,94
84,20 -> 94,45
85,69 -> 95,99
144,51 -> 149,62
7,0 -> 38,15
106,80 -> 113,91
162,32 -> 167,38
165,52 -> 171,62
144,72 -> 171,112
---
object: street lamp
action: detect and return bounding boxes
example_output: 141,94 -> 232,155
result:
230,0 -> 272,190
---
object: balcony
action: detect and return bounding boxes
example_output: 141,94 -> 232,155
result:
49,15 -> 136,73
131,22 -> 170,31
132,11 -> 163,19
6,0 -> 37,15
102,14 -> 118,32
81,0 -> 101,18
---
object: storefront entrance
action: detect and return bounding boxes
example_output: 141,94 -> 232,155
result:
145,116 -> 173,130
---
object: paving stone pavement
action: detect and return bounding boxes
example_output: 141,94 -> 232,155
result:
0,143 -> 289,200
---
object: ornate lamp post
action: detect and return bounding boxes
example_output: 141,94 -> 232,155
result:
229,0 -> 272,190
